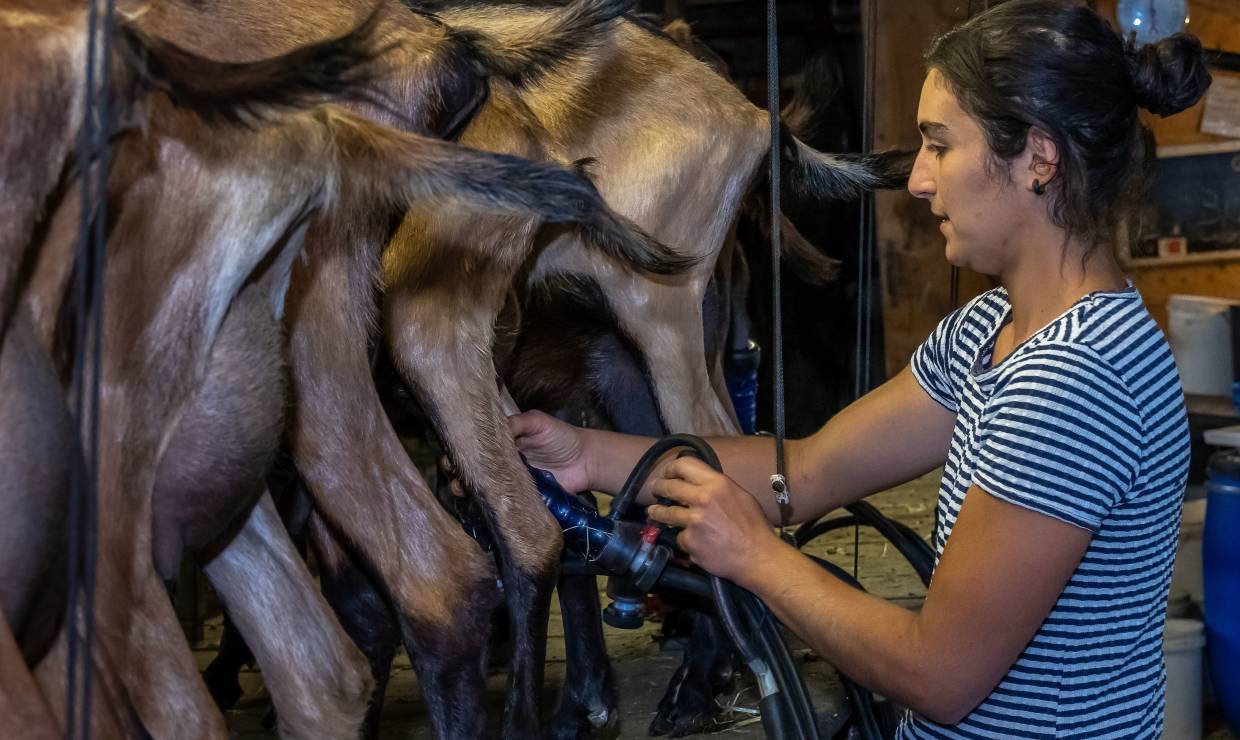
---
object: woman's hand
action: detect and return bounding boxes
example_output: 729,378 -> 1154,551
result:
508,410 -> 592,492
647,456 -> 783,584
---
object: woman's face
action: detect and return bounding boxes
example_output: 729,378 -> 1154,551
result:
908,69 -> 1031,275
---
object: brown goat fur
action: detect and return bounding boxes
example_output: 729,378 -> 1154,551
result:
0,611 -> 59,740
377,7 -> 909,734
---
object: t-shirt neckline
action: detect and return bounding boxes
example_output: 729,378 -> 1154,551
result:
971,282 -> 1139,379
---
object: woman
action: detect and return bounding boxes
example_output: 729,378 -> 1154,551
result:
509,1 -> 1211,735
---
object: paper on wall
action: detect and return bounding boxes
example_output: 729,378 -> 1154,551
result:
1202,75 -> 1240,139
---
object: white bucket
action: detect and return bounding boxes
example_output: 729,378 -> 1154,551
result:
1167,294 -> 1239,397
1170,498 -> 1208,610
1162,618 -> 1206,740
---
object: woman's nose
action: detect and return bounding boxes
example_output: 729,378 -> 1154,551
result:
908,149 -> 935,200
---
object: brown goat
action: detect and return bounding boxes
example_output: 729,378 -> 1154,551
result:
374,7 -> 907,736
8,9 -> 670,738
130,4 -> 667,737
95,98 -> 675,740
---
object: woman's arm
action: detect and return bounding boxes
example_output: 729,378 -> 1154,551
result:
648,477 -> 1092,724
561,364 -> 955,524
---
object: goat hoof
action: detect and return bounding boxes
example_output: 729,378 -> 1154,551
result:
648,665 -> 721,737
260,703 -> 277,730
551,700 -> 617,739
201,662 -> 244,710
587,704 -> 613,728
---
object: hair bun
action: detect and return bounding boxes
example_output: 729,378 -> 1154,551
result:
1126,33 -> 1213,117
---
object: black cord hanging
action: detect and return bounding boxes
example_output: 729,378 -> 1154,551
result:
767,0 -> 791,542
66,1 -> 114,737
851,0 -> 879,582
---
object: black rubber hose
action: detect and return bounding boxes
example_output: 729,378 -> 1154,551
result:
657,556 -> 874,739
842,674 -> 884,740
847,501 -> 934,573
799,515 -> 933,586
613,435 -> 820,739
609,434 -> 721,521
804,554 -> 884,740
794,514 -> 862,547
741,589 -> 819,740
795,506 -> 935,588
759,694 -> 793,740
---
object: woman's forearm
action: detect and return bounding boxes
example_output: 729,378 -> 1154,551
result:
583,429 -> 842,525
740,539 -> 950,722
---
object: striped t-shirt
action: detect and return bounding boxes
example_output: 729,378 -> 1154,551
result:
900,285 -> 1190,739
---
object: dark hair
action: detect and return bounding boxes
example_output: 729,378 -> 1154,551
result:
925,0 -> 1212,254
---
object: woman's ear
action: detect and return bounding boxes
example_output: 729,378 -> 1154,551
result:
1025,127 -> 1060,189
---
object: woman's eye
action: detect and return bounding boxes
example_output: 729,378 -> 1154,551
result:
924,143 -> 947,157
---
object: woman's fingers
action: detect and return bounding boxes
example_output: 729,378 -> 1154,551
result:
649,477 -> 706,507
647,503 -> 694,529
507,409 -> 547,439
661,456 -> 719,485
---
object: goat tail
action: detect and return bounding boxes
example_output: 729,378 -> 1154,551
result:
322,109 -> 694,276
113,10 -> 385,127
444,0 -> 634,87
782,127 -> 916,201
743,190 -> 840,286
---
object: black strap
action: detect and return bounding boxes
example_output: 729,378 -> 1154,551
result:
767,0 -> 790,540
67,2 -> 115,737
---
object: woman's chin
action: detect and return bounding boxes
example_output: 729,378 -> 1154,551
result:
944,241 -> 966,268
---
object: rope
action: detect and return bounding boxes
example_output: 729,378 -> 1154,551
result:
67,1 -> 114,736
767,0 -> 789,539
850,0 -> 879,581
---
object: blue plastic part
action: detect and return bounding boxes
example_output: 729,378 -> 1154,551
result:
527,465 -> 617,562
1205,451 -> 1240,736
725,341 -> 761,435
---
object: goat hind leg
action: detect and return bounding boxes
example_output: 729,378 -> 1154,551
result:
386,287 -> 562,739
0,613 -> 57,740
286,236 -> 496,740
306,512 -> 400,740
202,491 -> 371,740
552,572 -> 616,740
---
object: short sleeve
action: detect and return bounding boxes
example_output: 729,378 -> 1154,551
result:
971,344 -> 1142,532
910,306 -> 966,412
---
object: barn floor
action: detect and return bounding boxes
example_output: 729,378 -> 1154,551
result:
193,471 -> 1237,739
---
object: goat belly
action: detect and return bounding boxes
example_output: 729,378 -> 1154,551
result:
150,289 -> 286,581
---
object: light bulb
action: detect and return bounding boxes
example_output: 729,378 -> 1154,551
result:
1117,0 -> 1188,45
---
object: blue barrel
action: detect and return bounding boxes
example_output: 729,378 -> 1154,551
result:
1205,450 -> 1240,734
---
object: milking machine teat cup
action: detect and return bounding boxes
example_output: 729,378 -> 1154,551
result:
525,463 -> 671,629
525,435 -> 825,740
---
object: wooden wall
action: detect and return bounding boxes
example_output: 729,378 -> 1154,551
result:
876,0 -> 1240,374
1104,0 -> 1240,327
874,0 -> 981,377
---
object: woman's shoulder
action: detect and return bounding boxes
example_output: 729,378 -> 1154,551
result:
1020,291 -> 1169,384
938,287 -> 1009,345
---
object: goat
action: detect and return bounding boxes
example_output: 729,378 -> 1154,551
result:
12,10 -> 671,739
369,6 -> 909,737
48,1 -> 663,737
0,6 -> 369,735
131,3 -> 660,736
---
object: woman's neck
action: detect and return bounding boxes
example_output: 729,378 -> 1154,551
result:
1000,231 -> 1128,343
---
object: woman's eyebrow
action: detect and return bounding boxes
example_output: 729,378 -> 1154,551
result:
918,121 -> 949,138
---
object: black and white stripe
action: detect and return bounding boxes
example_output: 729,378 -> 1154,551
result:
901,286 -> 1190,738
